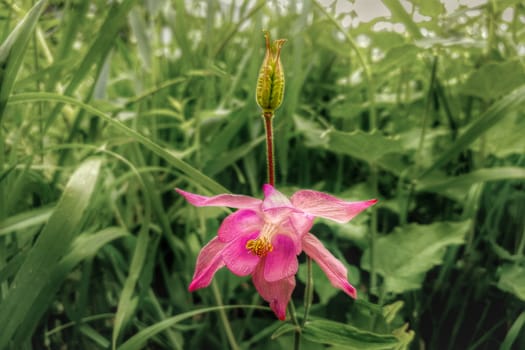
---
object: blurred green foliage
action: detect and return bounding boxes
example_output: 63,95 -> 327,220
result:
0,0 -> 524,349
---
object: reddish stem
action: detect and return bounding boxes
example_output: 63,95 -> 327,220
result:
263,112 -> 275,186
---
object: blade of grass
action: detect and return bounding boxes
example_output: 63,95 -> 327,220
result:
111,227 -> 151,349
0,0 -> 47,122
111,141 -> 153,349
418,84 -> 525,179
43,0 -> 138,131
0,205 -> 54,236
417,167 -> 525,193
55,0 -> 90,60
0,158 -> 102,348
500,311 -> 525,350
117,305 -> 270,350
8,92 -> 228,194
13,227 -> 128,344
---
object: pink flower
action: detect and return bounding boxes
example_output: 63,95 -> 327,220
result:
176,184 -> 377,320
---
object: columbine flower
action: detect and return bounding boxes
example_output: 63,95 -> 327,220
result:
176,184 -> 377,320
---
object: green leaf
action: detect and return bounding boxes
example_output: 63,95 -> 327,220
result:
59,228 -> 129,269
293,115 -> 326,148
419,84 -> 525,179
117,305 -> 269,350
0,205 -> 54,236
302,319 -> 399,349
382,301 -> 405,325
128,7 -> 152,70
12,228 -> 128,345
376,44 -> 419,74
43,0 -> 139,130
500,312 -> 525,350
326,129 -> 404,163
362,221 -> 470,294
391,323 -> 414,350
112,228 -> 151,349
8,92 -> 228,194
0,0 -> 47,122
497,264 -> 525,302
461,61 -> 525,101
414,0 -> 445,17
204,135 -> 265,176
0,158 -> 102,348
381,0 -> 422,39
416,167 -> 525,199
472,112 -> 525,157
271,323 -> 298,339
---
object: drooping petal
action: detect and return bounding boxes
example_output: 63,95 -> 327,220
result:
252,262 -> 295,320
218,209 -> 263,242
261,184 -> 300,223
176,188 -> 262,209
291,189 -> 377,223
222,232 -> 261,276
264,234 -> 298,282
188,237 -> 226,291
302,233 -> 357,298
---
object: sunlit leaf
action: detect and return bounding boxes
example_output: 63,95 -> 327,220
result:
461,60 -> 525,100
325,129 -> 404,163
362,221 -> 470,294
497,264 -> 525,302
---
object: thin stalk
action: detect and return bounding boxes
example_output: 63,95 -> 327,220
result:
302,257 -> 314,327
294,330 -> 301,350
211,281 -> 240,350
287,302 -> 301,350
415,55 -> 438,172
369,166 -> 378,296
517,223 -> 525,257
263,112 -> 275,186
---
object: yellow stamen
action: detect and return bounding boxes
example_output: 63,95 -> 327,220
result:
246,237 -> 273,257
246,222 -> 278,257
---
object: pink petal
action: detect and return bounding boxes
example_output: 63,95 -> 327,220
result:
252,262 -> 295,320
276,219 -> 304,254
188,237 -> 226,291
289,212 -> 314,237
218,209 -> 263,242
262,184 -> 292,207
176,188 -> 262,209
302,233 -> 357,298
264,234 -> 298,282
222,232 -> 261,276
261,184 -> 300,223
291,189 -> 377,223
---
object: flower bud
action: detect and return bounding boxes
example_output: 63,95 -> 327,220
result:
256,31 -> 286,115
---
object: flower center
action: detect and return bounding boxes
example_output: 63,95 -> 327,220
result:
246,236 -> 273,257
246,222 -> 277,257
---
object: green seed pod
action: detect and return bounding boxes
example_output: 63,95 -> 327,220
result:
256,31 -> 286,115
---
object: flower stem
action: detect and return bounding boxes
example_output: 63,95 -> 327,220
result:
287,302 -> 301,350
211,281 -> 240,350
262,112 -> 275,186
302,257 -> 313,327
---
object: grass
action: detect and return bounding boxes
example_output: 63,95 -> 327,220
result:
0,0 -> 524,349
